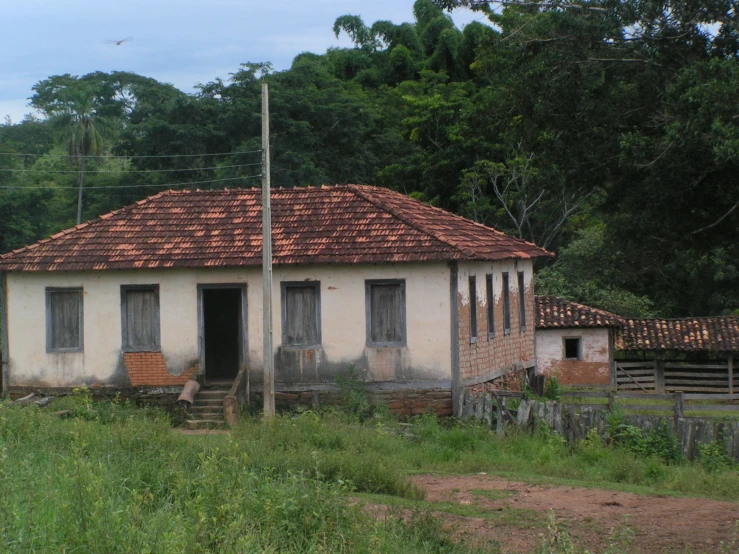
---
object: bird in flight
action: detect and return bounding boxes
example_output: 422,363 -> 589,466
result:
105,37 -> 133,46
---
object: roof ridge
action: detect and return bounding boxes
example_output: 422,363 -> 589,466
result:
536,295 -> 624,321
625,315 -> 739,322
350,184 -> 552,258
346,185 -> 474,260
0,190 -> 173,261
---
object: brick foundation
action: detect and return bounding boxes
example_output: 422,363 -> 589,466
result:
261,387 -> 453,416
124,352 -> 198,387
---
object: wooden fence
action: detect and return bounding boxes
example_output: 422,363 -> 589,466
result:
561,390 -> 739,420
458,388 -> 739,460
615,358 -> 737,394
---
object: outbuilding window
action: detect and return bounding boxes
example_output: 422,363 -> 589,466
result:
365,280 -> 406,347
564,337 -> 581,360
121,285 -> 160,352
46,288 -> 83,352
281,282 -> 321,348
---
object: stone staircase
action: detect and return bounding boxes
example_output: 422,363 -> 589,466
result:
186,385 -> 230,430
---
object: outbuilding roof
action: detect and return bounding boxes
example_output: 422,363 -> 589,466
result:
0,185 -> 551,272
535,295 -> 624,329
617,317 -> 739,352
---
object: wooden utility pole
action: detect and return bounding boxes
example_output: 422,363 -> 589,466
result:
262,81 -> 275,418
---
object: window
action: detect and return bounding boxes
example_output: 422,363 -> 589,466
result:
486,274 -> 494,338
281,282 -> 321,348
46,288 -> 83,352
518,271 -> 527,331
564,337 -> 581,360
365,280 -> 406,346
469,276 -> 477,343
121,285 -> 160,351
502,272 -> 511,334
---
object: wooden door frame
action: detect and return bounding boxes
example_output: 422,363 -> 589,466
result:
197,283 -> 248,380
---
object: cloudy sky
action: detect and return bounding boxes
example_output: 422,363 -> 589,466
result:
1,1 -> 480,123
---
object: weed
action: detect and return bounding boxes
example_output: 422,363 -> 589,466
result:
544,377 -> 562,401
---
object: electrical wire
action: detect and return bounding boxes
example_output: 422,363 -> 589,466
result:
0,162 -> 263,174
0,149 -> 263,159
0,175 -> 261,190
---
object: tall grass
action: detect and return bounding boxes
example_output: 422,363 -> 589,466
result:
0,401 -> 475,553
2,396 -> 738,553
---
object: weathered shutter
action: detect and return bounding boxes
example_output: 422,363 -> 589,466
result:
285,285 -> 318,347
518,271 -> 526,329
502,273 -> 511,331
49,290 -> 81,350
370,284 -> 403,344
486,274 -> 494,336
125,289 -> 158,349
469,276 -> 477,339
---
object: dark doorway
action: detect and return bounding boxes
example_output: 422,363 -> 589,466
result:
202,288 -> 242,381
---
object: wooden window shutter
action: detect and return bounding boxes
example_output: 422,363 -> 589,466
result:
502,273 -> 511,333
122,286 -> 160,351
283,283 -> 320,347
366,281 -> 406,346
46,288 -> 83,351
518,271 -> 527,330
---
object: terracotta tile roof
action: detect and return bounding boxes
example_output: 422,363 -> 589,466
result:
535,295 -> 624,329
617,317 -> 739,352
0,185 -> 551,272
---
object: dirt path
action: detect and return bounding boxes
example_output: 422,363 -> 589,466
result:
409,474 -> 739,553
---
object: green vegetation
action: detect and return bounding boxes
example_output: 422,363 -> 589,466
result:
2,395 -> 739,552
1,0 -> 738,317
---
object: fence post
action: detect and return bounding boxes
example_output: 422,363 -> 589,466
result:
655,353 -> 665,393
608,390 -> 616,412
673,391 -> 684,423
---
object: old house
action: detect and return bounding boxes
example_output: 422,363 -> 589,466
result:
0,185 -> 550,414
534,295 -> 623,386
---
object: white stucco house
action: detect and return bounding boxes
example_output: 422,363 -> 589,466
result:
0,185 -> 551,414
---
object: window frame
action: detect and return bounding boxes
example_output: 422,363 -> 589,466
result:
365,279 -> 407,348
486,274 -> 495,339
280,281 -> 322,349
518,271 -> 527,332
563,336 -> 582,360
468,276 -> 477,343
45,287 -> 84,353
502,272 -> 511,335
120,284 -> 161,352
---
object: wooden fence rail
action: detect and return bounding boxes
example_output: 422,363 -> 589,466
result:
615,358 -> 737,394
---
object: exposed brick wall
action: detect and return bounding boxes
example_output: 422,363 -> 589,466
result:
458,261 -> 535,385
124,352 -> 198,387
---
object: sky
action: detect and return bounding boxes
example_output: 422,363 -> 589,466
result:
1,0 -> 481,123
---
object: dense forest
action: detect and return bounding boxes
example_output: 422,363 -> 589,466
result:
0,0 -> 737,317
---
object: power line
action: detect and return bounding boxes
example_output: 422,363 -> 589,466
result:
0,149 -> 263,159
0,162 -> 262,174
0,175 -> 261,190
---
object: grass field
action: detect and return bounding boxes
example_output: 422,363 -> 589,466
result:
1,392 -> 738,553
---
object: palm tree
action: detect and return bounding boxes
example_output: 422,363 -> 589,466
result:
53,87 -> 106,224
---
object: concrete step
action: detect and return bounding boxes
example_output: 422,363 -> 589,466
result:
198,388 -> 231,397
187,419 -> 226,430
193,398 -> 225,407
188,405 -> 224,413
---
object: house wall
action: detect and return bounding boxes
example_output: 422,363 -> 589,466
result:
456,259 -> 535,389
535,327 -> 612,386
4,262 -> 451,389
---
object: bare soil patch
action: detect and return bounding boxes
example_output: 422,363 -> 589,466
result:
408,474 -> 739,553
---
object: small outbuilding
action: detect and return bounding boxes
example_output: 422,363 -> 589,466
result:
534,295 -> 623,386
0,185 -> 551,413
